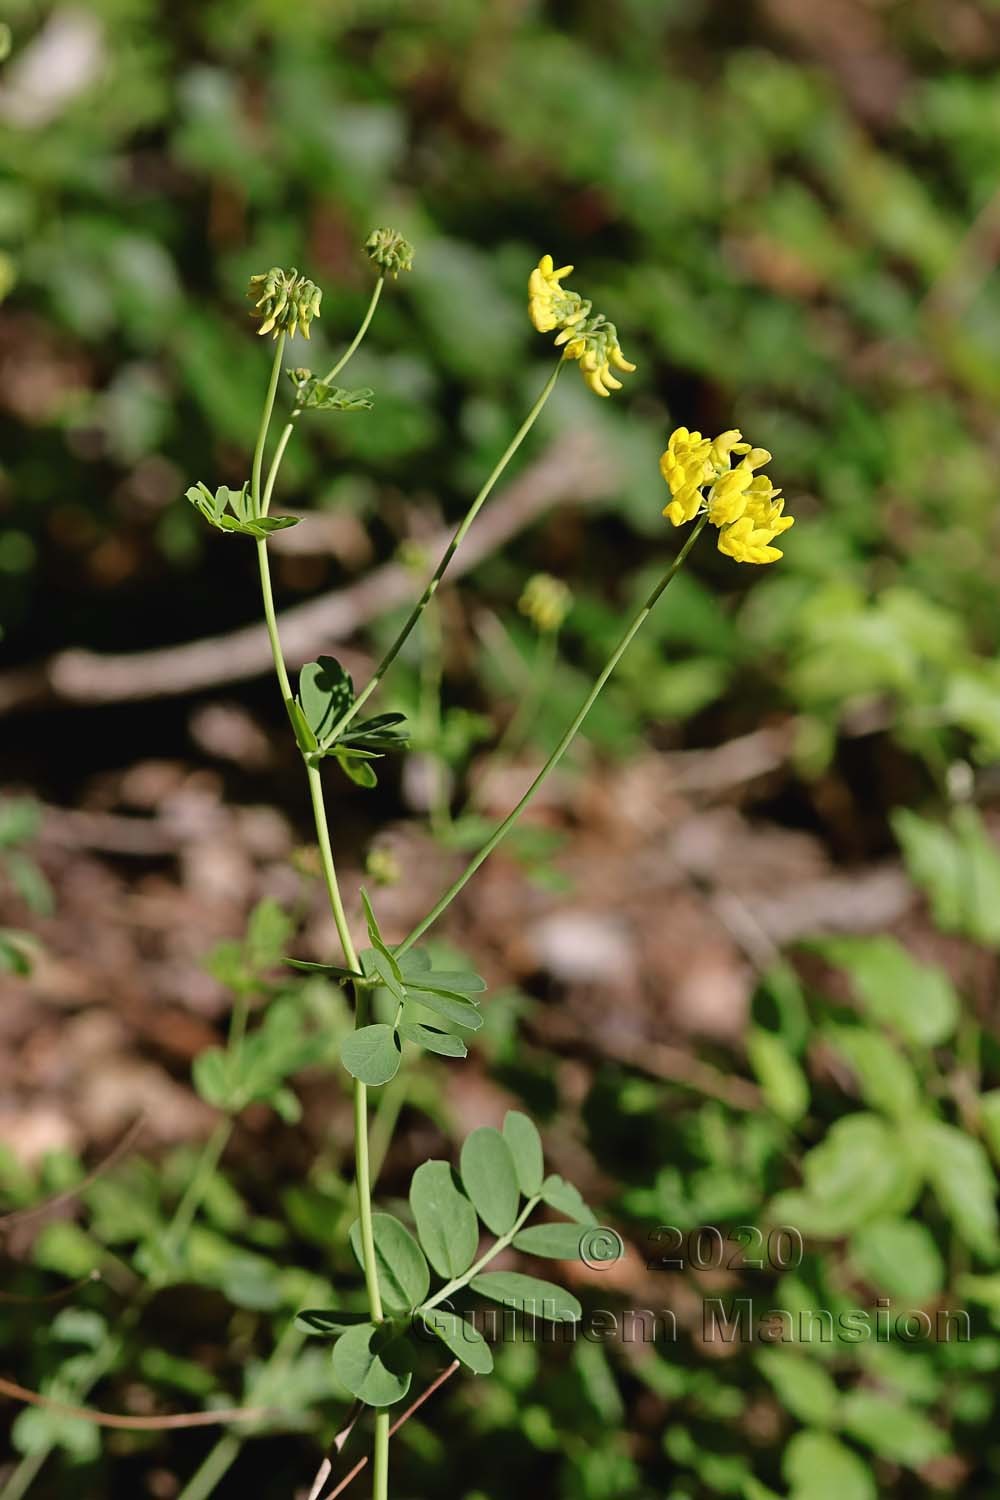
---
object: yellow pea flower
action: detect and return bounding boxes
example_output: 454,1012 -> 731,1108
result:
659,425 -> 792,563
659,427 -> 713,509
528,255 -> 583,333
706,464 -> 754,527
528,254 -> 635,396
716,513 -> 790,565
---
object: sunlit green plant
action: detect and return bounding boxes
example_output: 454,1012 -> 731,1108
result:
171,233 -> 790,1498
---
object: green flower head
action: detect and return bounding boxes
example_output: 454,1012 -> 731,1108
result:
364,227 -> 415,278
248,267 -> 322,340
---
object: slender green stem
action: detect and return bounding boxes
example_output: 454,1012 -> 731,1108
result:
399,515 -> 709,954
305,762 -> 359,971
323,276 -> 385,385
490,627 -> 557,768
175,1433 -> 242,1500
256,538 -> 294,706
259,277 -> 386,518
256,545 -> 384,1333
420,1196 -> 540,1314
372,1411 -> 390,1498
0,1451 -> 47,1500
160,1119 -> 233,1269
261,419 -> 295,517
251,333 -> 286,516
327,358 -> 565,744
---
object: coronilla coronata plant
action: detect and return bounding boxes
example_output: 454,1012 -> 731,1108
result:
172,232 -> 789,1500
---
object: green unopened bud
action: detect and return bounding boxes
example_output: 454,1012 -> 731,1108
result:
0,25 -> 11,62
248,267 -> 322,340
519,573 -> 572,634
364,228 -> 414,278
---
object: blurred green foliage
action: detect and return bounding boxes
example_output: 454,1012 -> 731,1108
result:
5,2 -> 1000,1498
5,0 -> 1000,787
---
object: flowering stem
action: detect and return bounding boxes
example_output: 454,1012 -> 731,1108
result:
255,533 -> 388,1497
251,333 -> 286,517
323,275 -> 385,385
260,276 -> 385,517
326,358 -> 565,743
398,514 -> 710,954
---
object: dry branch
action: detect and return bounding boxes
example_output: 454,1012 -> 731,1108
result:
0,432 -> 613,716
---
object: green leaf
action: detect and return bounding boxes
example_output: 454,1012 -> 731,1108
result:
746,1026 -> 810,1123
512,1222 -> 585,1260
893,805 -> 1000,948
839,1390 -> 949,1466
918,1119 -> 998,1259
810,934 -> 958,1047
420,1308 -> 493,1373
360,947 -> 407,1004
361,891 -> 402,977
299,657 -> 354,744
470,1271 -> 581,1322
981,1090 -> 1000,1164
396,947 -> 433,978
849,1218 -> 944,1301
296,1308 -> 372,1336
410,1160 -> 480,1278
768,1115 -> 920,1237
405,988 -> 483,1030
411,969 -> 486,996
460,1127 -> 521,1234
330,1321 -> 412,1407
397,1022 -> 468,1058
192,1048 -> 232,1110
756,1350 -> 840,1428
502,1111 -> 544,1196
540,1174 -> 598,1226
284,957 -> 361,980
349,1212 -> 430,1312
781,1430 -> 875,1500
339,1024 -> 401,1087
332,748 -> 379,788
285,697 -> 319,754
822,1025 -> 921,1119
289,370 -> 375,411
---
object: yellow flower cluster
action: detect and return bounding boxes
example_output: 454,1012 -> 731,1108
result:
528,255 -> 635,397
660,427 -> 792,564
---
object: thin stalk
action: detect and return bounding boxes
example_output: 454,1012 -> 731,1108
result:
254,540 -> 386,1484
260,277 -> 385,517
160,1119 -> 233,1268
326,359 -> 564,743
398,515 -> 709,954
256,538 -> 294,706
174,1434 -> 242,1500
251,333 -> 286,516
489,627 -> 557,769
322,277 -> 384,385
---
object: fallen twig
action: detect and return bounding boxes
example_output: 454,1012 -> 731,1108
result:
0,1375 -> 276,1431
0,1115 -> 144,1231
318,1361 -> 461,1500
0,433 -> 613,715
